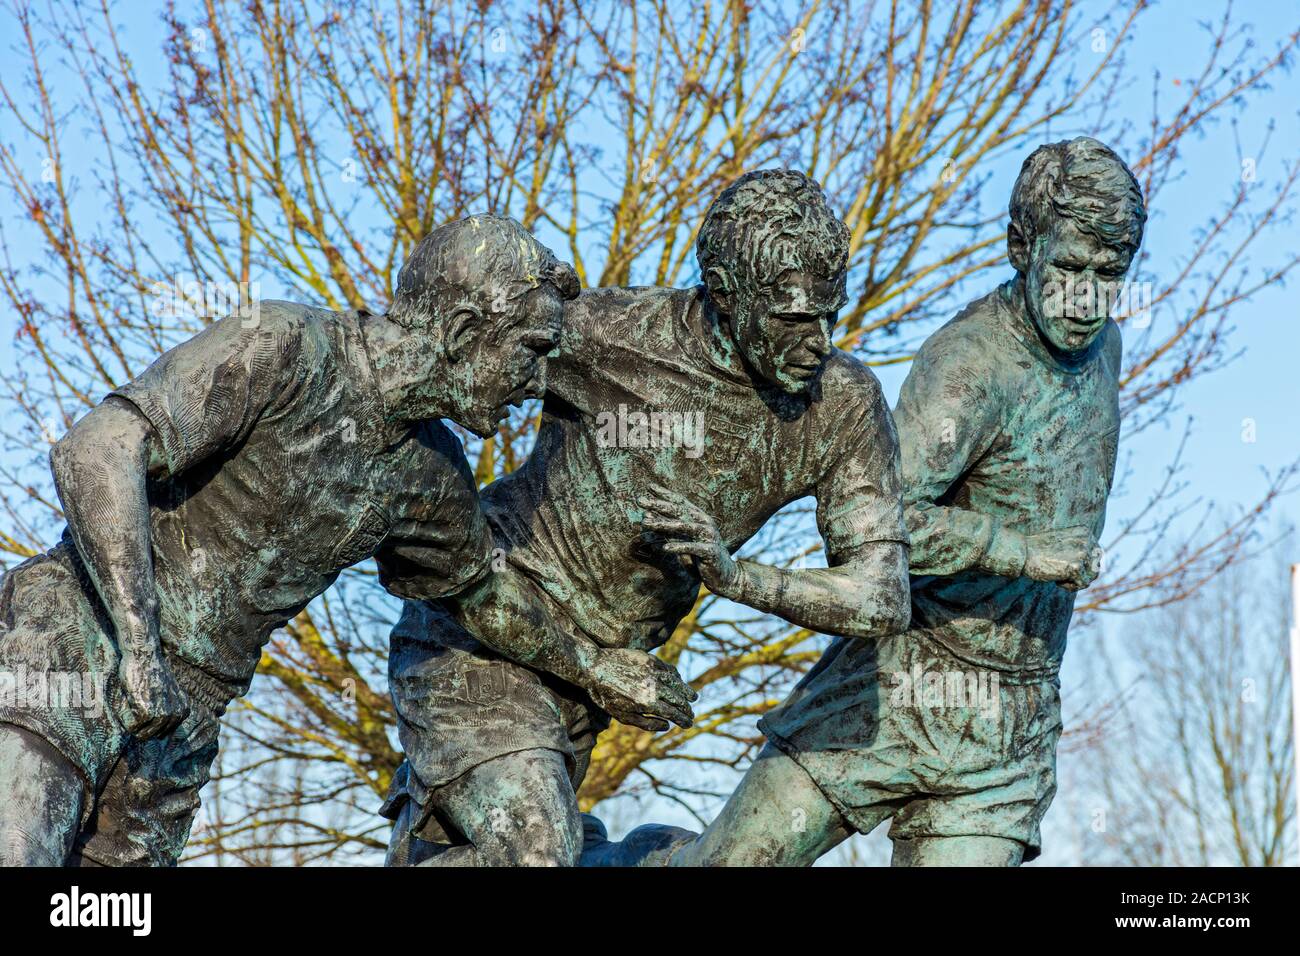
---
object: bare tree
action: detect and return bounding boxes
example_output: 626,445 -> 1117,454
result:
1057,531 -> 1296,866
0,0 -> 1295,860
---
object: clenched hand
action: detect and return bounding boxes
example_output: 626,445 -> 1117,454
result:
1024,526 -> 1102,591
120,650 -> 190,739
585,647 -> 697,732
637,483 -> 741,598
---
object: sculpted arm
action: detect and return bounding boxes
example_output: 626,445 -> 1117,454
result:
381,565 -> 696,732
50,398 -> 187,737
443,568 -> 695,731
50,314 -> 299,736
638,382 -> 910,640
897,336 -> 1098,589
719,542 -> 908,641
638,486 -> 909,640
375,443 -> 696,733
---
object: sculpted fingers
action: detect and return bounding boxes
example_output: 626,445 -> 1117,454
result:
654,676 -> 697,723
661,540 -> 714,559
1070,545 -> 1104,590
1086,544 -> 1104,579
656,700 -> 694,729
645,484 -> 711,523
640,513 -> 705,539
654,662 -> 699,706
614,710 -> 672,733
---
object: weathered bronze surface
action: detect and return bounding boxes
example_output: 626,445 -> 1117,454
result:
0,216 -> 691,865
384,170 -> 910,866
1,140 -> 1143,868
582,139 -> 1143,866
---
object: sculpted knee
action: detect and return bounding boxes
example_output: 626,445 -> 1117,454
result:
516,808 -> 582,867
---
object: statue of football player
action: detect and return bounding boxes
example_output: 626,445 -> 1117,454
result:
582,137 -> 1143,866
381,169 -> 912,867
0,215 -> 693,866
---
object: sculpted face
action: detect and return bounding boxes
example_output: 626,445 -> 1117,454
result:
449,282 -> 564,437
1020,216 -> 1134,355
728,270 -> 847,394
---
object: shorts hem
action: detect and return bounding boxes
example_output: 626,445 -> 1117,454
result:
761,722 -> 1046,859
0,717 -> 99,831
759,723 -> 886,836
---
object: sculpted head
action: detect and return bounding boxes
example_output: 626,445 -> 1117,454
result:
1008,137 -> 1146,356
389,215 -> 579,436
697,169 -> 850,394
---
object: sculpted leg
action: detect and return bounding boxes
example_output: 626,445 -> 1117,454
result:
891,835 -> 1025,867
583,743 -> 871,867
0,725 -> 85,866
417,748 -> 582,867
670,744 -> 860,866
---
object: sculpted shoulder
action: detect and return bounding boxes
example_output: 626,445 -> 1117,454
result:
919,291 -> 1010,371
897,290 -> 1020,421
564,285 -> 698,350
244,298 -> 315,334
817,349 -> 889,417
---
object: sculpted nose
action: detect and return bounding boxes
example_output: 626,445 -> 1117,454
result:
808,329 -> 832,357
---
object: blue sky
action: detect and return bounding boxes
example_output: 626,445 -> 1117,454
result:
5,1 -> 1294,533
1,0 -> 1295,864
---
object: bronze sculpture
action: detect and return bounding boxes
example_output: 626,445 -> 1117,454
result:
383,170 -> 910,866
0,216 -> 692,865
582,139 -> 1142,866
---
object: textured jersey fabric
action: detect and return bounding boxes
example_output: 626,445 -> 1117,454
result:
759,280 -> 1121,855
480,284 -> 906,653
0,304 -> 494,861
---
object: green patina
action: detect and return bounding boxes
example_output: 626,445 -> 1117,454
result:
386,170 -> 911,866
583,138 -> 1146,867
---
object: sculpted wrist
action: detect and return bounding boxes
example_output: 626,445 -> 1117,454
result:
572,639 -> 601,686
985,527 -> 1028,578
720,559 -> 750,604
116,612 -> 161,659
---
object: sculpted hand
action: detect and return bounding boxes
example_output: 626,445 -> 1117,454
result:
585,647 -> 697,732
637,484 -> 742,598
1024,526 -> 1102,591
120,649 -> 190,739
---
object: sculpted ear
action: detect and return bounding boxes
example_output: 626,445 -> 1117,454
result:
703,266 -> 735,316
444,307 -> 481,363
1007,221 -> 1030,274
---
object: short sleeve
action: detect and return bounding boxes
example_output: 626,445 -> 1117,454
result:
815,368 -> 908,564
109,311 -> 304,476
541,290 -> 600,407
376,421 -> 495,601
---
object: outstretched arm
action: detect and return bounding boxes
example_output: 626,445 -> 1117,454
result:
896,327 -> 1099,589
728,542 -> 909,639
50,398 -> 188,738
638,486 -> 910,640
380,538 -> 696,732
444,568 -> 696,732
